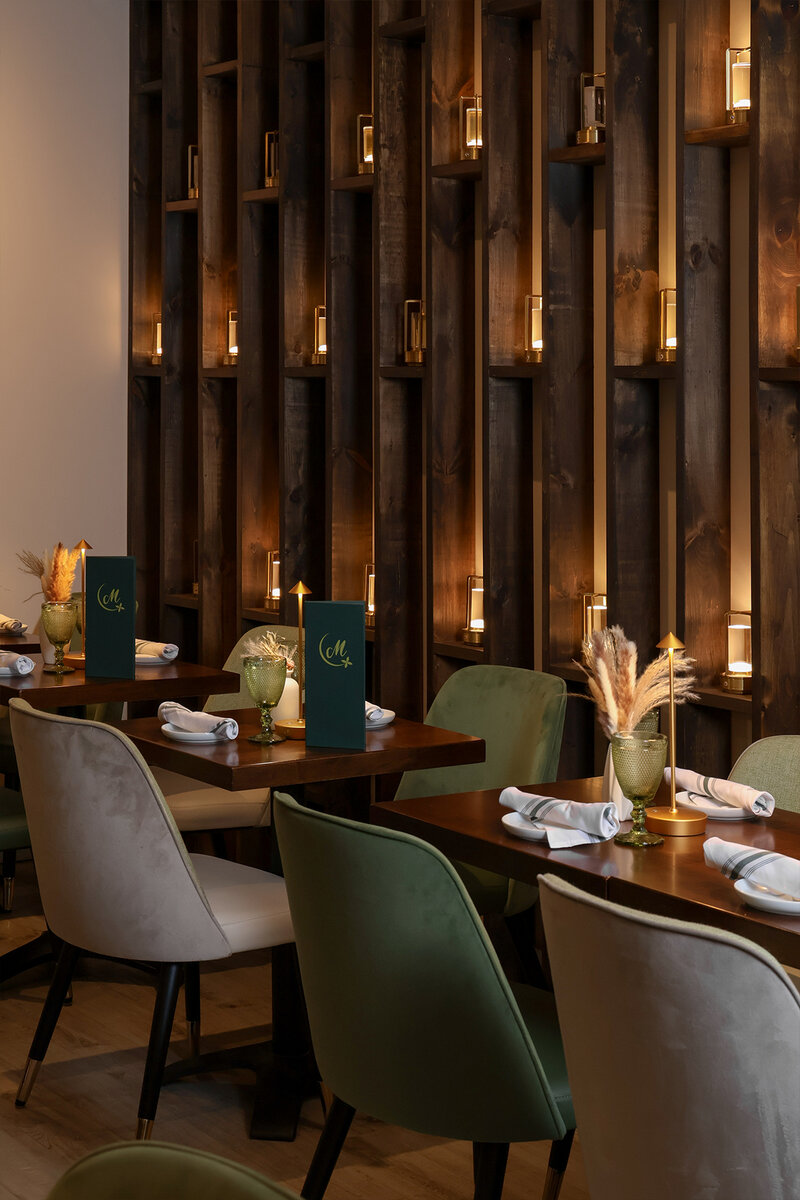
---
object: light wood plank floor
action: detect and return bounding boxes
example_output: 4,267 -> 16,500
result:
0,863 -> 590,1200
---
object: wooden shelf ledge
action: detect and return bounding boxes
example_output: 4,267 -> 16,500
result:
137,78 -> 162,95
759,366 -> 800,382
284,365 -> 328,378
288,41 -> 325,62
549,144 -> 606,166
431,160 -> 482,180
485,0 -> 541,17
202,59 -> 238,77
241,607 -> 282,623
243,187 -> 280,204
378,15 -> 426,41
489,363 -> 543,379
549,661 -> 586,684
614,363 -> 676,379
379,365 -> 424,379
165,198 -> 198,213
692,685 -> 752,714
165,593 -> 199,611
433,640 -> 485,663
131,363 -> 162,378
685,124 -> 749,148
202,366 -> 238,378
331,175 -> 374,192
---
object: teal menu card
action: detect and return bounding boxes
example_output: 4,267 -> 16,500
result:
304,601 -> 365,750
85,556 -> 136,679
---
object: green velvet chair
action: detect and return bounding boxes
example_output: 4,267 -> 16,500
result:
728,735 -> 800,812
394,665 -> 567,916
273,792 -> 575,1200
46,1142 -> 301,1200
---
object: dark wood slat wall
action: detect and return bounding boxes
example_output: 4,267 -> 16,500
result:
130,0 -> 793,773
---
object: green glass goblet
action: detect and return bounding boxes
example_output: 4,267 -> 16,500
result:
612,730 -> 668,848
40,600 -> 78,677
243,655 -> 287,744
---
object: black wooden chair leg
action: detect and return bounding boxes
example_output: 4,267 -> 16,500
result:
541,1129 -> 575,1200
136,962 -> 182,1139
184,962 -> 201,1057
473,1142 -> 510,1200
2,848 -> 17,911
301,1095 -> 356,1200
210,831 -> 229,859
16,941 -> 81,1106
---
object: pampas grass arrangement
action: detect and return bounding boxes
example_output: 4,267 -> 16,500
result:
18,542 -> 80,603
241,629 -> 297,674
577,625 -> 696,737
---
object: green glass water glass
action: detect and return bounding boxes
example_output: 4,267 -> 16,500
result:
612,730 -> 668,848
243,655 -> 287,744
40,601 -> 78,677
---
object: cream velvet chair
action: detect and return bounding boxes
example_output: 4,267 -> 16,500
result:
150,624 -> 298,834
539,873 -> 800,1200
8,699 -> 294,1140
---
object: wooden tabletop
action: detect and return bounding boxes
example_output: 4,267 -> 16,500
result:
0,635 -> 39,653
0,658 -> 240,708
112,713 -> 485,790
371,777 -> 800,969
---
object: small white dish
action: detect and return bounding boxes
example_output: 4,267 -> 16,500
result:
734,878 -> 800,915
366,709 -> 395,730
136,655 -> 167,666
680,791 -> 758,822
160,722 -> 229,744
501,812 -> 548,843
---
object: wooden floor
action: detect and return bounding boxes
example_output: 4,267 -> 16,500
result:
0,862 -> 590,1200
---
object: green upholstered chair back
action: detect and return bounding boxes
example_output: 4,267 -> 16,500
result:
728,735 -> 800,812
204,624 -> 298,714
46,1142 -> 301,1200
273,792 -> 566,1145
394,664 -> 566,802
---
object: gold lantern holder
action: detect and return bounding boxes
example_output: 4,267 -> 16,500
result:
645,633 -> 707,838
312,305 -> 327,364
726,47 -> 750,125
264,131 -> 279,188
151,313 -> 162,365
524,295 -> 543,363
582,593 -> 607,644
223,310 -> 238,365
404,300 -> 425,364
576,72 -> 605,145
265,549 -> 281,612
357,114 -> 374,175
459,95 -> 482,161
274,581 -> 311,740
722,610 -> 752,694
657,288 -> 677,363
462,574 -> 485,646
63,539 -> 92,669
364,562 -> 375,628
187,145 -> 199,199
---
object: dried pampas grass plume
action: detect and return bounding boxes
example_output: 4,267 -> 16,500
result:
18,542 -> 80,603
577,624 -> 696,738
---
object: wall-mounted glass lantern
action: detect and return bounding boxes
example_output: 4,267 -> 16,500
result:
151,313 -> 162,365
312,305 -> 327,364
264,131 -> 279,188
524,295 -> 543,363
459,95 -> 482,160
404,300 -> 425,364
364,562 -> 375,628
726,47 -> 750,125
265,550 -> 281,611
722,610 -> 752,693
357,114 -> 374,175
463,574 -> 485,645
224,310 -> 238,364
576,72 -> 605,144
187,145 -> 199,199
582,593 -> 607,643
657,288 -> 677,362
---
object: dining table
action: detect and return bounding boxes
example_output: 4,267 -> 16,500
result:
0,657 -> 240,709
0,634 -> 40,654
371,777 -> 800,970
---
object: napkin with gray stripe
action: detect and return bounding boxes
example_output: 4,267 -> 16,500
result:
704,837 -> 800,899
666,767 -> 774,817
136,639 -> 179,661
158,701 -> 238,740
0,613 -> 27,635
500,786 -> 620,848
0,651 -> 34,676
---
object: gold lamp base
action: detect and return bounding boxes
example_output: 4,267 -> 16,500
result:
462,627 -> 484,646
645,806 -> 707,837
524,348 -> 543,363
274,718 -> 306,740
63,651 -> 86,669
576,127 -> 605,144
656,347 -> 677,363
722,671 -> 751,694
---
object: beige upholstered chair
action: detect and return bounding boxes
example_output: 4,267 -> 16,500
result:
539,873 -> 800,1200
150,624 -> 298,833
8,699 -> 294,1140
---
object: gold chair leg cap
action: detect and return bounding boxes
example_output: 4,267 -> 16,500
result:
16,1058 -> 41,1107
136,1118 -> 154,1141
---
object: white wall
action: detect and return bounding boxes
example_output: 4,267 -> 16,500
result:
0,0 -> 129,628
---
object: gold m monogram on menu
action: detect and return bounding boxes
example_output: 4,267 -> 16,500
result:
96,586 -> 125,613
318,635 -> 352,669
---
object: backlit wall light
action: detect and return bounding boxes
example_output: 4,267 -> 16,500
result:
357,114 -> 374,174
312,305 -> 327,364
187,145 -> 199,199
459,95 -> 482,160
722,610 -> 752,693
463,574 -> 485,646
224,310 -> 238,364
151,313 -> 162,365
576,72 -> 605,144
582,593 -> 607,644
726,47 -> 750,124
404,300 -> 425,364
264,131 -> 279,188
266,550 -> 281,610
657,288 -> 676,362
364,563 -> 375,627
525,295 -> 543,363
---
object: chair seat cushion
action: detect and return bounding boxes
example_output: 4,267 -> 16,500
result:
190,853 -> 293,953
151,767 -> 270,831
0,787 -> 28,851
511,982 -> 575,1128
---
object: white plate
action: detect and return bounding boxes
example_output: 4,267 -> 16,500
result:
501,812 -> 548,843
680,791 -> 758,822
160,722 -> 231,744
734,878 -> 800,915
136,655 -> 168,666
366,709 -> 396,730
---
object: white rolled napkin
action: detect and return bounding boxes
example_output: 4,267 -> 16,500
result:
0,651 -> 34,677
0,614 -> 27,635
136,639 -> 179,661
666,767 -> 774,818
500,786 -> 620,849
704,836 -> 800,900
158,701 -> 238,740
365,701 -> 384,722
